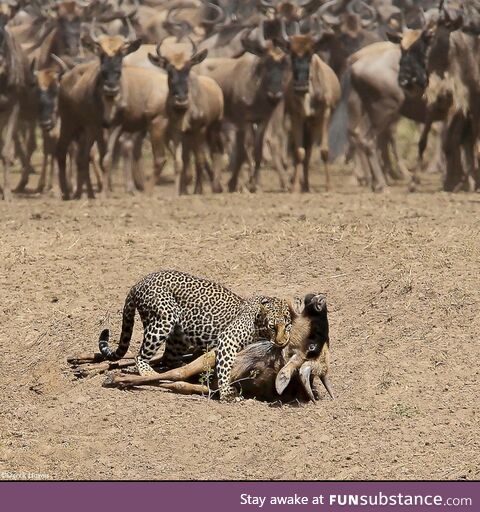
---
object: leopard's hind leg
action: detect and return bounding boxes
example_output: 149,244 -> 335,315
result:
136,294 -> 180,376
161,324 -> 189,369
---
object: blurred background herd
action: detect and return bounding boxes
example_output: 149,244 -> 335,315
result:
0,0 -> 477,200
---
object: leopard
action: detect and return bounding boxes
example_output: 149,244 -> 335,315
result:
98,270 -> 292,400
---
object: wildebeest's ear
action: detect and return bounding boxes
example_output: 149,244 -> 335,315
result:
313,30 -> 335,52
288,297 -> 303,318
147,52 -> 168,69
189,49 -> 208,67
385,29 -> 403,44
241,37 -> 264,56
28,58 -> 37,86
81,32 -> 99,54
29,58 -> 37,75
273,37 -> 290,53
124,38 -> 142,55
275,365 -> 294,396
442,8 -> 463,31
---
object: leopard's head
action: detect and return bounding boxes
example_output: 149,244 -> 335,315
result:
259,296 -> 292,347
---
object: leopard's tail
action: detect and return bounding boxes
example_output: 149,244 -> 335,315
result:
99,289 -> 136,361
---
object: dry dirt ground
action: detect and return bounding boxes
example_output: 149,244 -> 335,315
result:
0,165 -> 479,481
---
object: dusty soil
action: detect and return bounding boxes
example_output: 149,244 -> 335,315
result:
0,165 -> 479,481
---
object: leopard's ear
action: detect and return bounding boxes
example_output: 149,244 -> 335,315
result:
260,297 -> 270,305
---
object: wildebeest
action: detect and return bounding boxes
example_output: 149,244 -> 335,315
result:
0,18 -> 30,200
147,37 -> 225,194
29,61 -> 66,194
392,4 -> 479,191
56,21 -> 141,199
231,292 -> 333,402
275,31 -> 341,192
197,22 -> 290,192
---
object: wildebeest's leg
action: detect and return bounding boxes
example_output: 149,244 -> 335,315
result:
47,149 -> 56,193
1,104 -> 20,201
460,121 -> 476,192
74,133 -> 95,199
319,106 -> 333,192
90,149 -> 103,194
356,122 -> 387,192
443,112 -> 465,192
178,134 -> 191,195
36,133 -> 49,194
388,130 -> 410,180
102,125 -> 123,197
43,131 -> 59,195
120,134 -> 136,195
290,118 -> 305,193
206,122 -> 223,193
132,131 -> 145,192
148,119 -> 167,190
265,100 -> 289,191
248,121 -> 268,193
94,134 -> 107,194
56,122 -> 75,200
13,119 -> 37,192
302,123 -> 314,193
13,135 -> 35,193
193,131 -> 208,195
228,127 -> 247,192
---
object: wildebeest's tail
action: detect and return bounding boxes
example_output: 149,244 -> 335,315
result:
99,289 -> 136,361
329,69 -> 352,162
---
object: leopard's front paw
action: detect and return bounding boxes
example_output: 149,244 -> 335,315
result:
135,356 -> 157,376
219,386 -> 239,402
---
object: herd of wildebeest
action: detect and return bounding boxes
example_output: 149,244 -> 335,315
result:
0,0 -> 478,200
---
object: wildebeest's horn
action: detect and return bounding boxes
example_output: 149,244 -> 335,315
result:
187,36 -> 198,58
155,39 -> 165,59
299,364 -> 316,402
348,0 -> 376,22
258,18 -> 267,49
320,374 -> 335,399
317,0 -> 341,25
314,293 -> 327,313
201,2 -> 225,26
121,15 -> 136,41
299,0 -> 322,14
51,53 -> 69,74
280,18 -> 289,41
259,0 -> 277,10
89,20 -> 100,44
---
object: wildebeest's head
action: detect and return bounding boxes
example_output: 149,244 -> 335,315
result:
275,292 -> 332,401
258,0 -> 323,21
388,7 -> 462,96
230,292 -> 333,403
29,56 -> 68,132
148,37 -> 208,111
33,1 -> 87,58
54,1 -> 85,57
241,22 -> 289,103
0,0 -> 19,25
86,20 -> 141,98
277,30 -> 334,95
